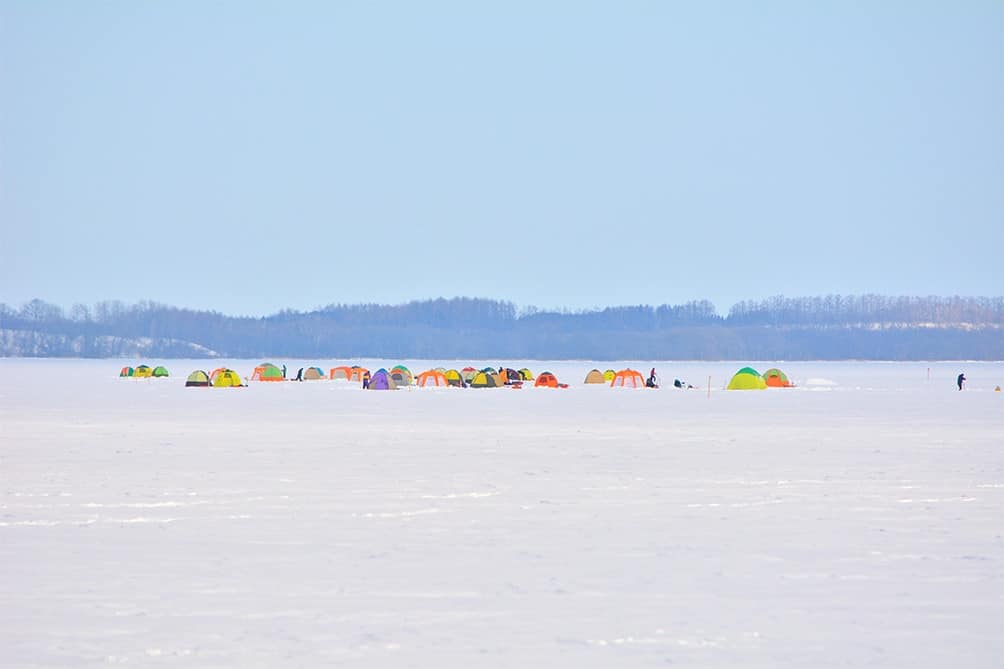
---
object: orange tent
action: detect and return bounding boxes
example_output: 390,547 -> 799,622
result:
416,370 -> 449,387
330,365 -> 353,380
610,369 -> 646,388
535,372 -> 560,388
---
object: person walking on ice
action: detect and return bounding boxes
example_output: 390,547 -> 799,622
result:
957,372 -> 966,391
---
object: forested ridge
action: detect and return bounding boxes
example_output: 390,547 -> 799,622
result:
2,295 -> 1001,360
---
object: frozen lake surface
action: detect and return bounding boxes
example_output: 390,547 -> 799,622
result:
2,359 -> 1002,667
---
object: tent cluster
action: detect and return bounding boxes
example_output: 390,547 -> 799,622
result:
185,368 -> 245,387
120,365 -> 169,378
127,362 -> 794,392
727,366 -> 794,390
583,369 -> 618,384
361,365 -> 540,390
122,361 -> 664,390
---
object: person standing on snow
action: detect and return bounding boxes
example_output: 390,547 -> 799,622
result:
957,373 -> 966,391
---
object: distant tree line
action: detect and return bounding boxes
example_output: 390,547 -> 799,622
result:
1,295 -> 1001,360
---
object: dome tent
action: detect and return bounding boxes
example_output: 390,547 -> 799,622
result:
185,370 -> 210,387
367,369 -> 396,390
763,368 -> 793,387
584,369 -> 606,384
252,364 -> 284,382
211,368 -> 244,387
611,369 -> 646,388
727,367 -> 767,390
303,366 -> 325,381
416,370 -> 449,387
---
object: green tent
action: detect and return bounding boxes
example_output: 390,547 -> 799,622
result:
152,366 -> 169,377
256,364 -> 284,381
727,367 -> 767,390
185,370 -> 210,387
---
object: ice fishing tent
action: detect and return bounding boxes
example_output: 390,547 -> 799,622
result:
611,369 -> 646,388
603,369 -> 616,382
185,370 -> 210,387
535,372 -> 560,388
727,367 -> 768,390
390,369 -> 413,386
763,368 -> 793,387
444,369 -> 465,387
134,365 -> 153,378
584,369 -> 606,384
416,370 -> 449,387
461,367 -> 478,383
211,368 -> 244,387
252,364 -> 284,382
329,366 -> 353,380
152,366 -> 169,378
469,371 -> 500,388
303,366 -> 325,381
503,368 -> 522,384
119,366 -> 134,377
519,368 -> 534,381
367,368 -> 396,390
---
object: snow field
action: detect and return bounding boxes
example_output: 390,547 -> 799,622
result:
1,360 -> 1002,667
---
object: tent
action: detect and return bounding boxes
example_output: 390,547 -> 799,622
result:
391,365 -> 413,378
444,369 -> 465,387
727,367 -> 768,390
252,364 -> 284,382
519,368 -> 534,381
367,368 -> 396,390
535,372 -> 560,388
469,371 -> 499,388
461,367 -> 478,383
119,366 -> 134,377
134,365 -> 153,378
603,369 -> 616,381
185,370 -> 210,387
152,366 -> 170,378
390,369 -> 413,386
583,369 -> 606,384
303,366 -> 325,381
503,368 -> 522,384
763,368 -> 793,387
611,369 -> 646,388
329,366 -> 353,380
416,370 -> 449,387
211,368 -> 244,387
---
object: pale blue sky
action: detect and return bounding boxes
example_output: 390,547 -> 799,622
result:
2,1 -> 1001,316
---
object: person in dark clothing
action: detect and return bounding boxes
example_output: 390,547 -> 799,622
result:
362,371 -> 371,389
957,373 -> 966,390
282,364 -> 287,379
646,368 -> 658,388
295,367 -> 303,382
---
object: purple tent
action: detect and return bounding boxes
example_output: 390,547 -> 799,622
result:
368,368 -> 395,390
